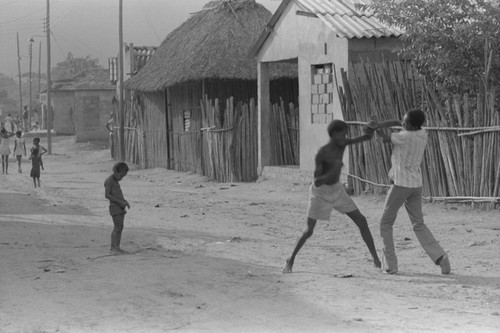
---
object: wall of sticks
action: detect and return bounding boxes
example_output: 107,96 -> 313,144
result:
337,60 -> 499,206
119,78 -> 299,182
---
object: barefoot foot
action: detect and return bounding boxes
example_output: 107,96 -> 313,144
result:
282,258 -> 293,274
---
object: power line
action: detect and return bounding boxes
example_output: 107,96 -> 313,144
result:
137,1 -> 162,43
0,8 -> 45,25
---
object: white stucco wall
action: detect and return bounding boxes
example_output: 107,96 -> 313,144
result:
296,15 -> 349,173
258,3 -> 299,62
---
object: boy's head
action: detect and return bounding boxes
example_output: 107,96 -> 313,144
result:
112,162 -> 129,180
33,137 -> 40,144
16,130 -> 22,137
327,120 -> 348,138
403,109 -> 426,130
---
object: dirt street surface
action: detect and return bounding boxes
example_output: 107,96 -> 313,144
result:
0,136 -> 499,333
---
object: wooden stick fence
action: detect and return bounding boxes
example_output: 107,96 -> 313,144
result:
337,60 -> 499,207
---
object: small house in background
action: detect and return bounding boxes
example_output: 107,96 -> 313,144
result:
251,0 -> 403,174
123,0 -> 298,181
50,68 -> 116,141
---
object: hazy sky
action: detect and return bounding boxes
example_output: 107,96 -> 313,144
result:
0,0 -> 281,77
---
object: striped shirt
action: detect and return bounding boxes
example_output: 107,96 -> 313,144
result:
389,129 -> 427,188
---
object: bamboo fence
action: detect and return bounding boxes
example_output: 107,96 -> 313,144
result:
120,79 -> 299,182
337,61 -> 499,207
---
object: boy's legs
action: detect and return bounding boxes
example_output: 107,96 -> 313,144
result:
4,155 -> 8,173
111,213 -> 125,252
16,155 -> 22,172
283,217 -> 317,273
32,177 -> 37,187
404,187 -> 449,273
346,209 -> 381,268
1,156 -> 4,173
380,185 -> 411,273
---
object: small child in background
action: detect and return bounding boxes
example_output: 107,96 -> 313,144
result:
13,131 -> 26,173
104,162 -> 130,254
29,148 -> 41,188
31,137 -> 47,170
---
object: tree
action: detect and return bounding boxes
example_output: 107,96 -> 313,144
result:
363,0 -> 500,94
52,52 -> 103,79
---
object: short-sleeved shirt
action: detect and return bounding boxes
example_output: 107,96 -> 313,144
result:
389,129 -> 427,188
104,174 -> 126,216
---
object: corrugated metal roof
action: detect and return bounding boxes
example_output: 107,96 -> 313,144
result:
297,0 -> 404,39
132,46 -> 157,73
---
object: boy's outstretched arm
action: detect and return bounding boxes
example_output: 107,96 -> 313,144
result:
375,119 -> 401,129
345,125 -> 375,145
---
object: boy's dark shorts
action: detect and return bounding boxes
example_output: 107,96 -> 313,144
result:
109,204 -> 126,217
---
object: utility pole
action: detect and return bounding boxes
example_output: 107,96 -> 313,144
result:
38,42 -> 42,95
16,33 -> 23,122
29,37 -> 34,131
46,0 -> 52,154
119,0 -> 125,161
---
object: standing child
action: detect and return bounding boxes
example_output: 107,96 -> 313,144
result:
0,127 -> 15,174
375,108 -> 450,275
31,137 -> 47,170
29,148 -> 41,188
13,131 -> 26,173
104,162 -> 130,254
282,120 -> 381,273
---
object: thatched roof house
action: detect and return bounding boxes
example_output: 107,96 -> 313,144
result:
124,0 -> 286,92
118,0 -> 298,182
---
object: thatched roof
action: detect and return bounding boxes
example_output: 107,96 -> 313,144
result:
124,0 -> 291,92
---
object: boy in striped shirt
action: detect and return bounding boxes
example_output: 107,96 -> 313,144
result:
376,109 -> 450,275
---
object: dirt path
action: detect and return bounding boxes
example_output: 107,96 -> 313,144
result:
0,136 -> 499,333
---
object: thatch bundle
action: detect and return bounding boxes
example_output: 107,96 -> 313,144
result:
124,0 -> 290,92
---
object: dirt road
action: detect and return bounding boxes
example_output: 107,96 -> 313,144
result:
0,136 -> 499,333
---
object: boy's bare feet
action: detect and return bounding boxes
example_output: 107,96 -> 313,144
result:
282,258 -> 293,273
373,258 -> 382,268
110,248 -> 125,254
439,254 -> 451,274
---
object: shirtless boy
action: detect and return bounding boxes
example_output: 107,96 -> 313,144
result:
283,120 -> 381,273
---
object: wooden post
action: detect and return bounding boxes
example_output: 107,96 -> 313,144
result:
257,61 -> 271,173
16,33 -> 23,122
46,0 -> 52,153
118,0 -> 125,161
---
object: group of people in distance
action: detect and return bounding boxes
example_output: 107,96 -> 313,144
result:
103,108 -> 451,276
0,126 -> 47,188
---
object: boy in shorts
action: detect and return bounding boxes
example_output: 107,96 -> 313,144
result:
104,162 -> 130,254
282,120 -> 381,273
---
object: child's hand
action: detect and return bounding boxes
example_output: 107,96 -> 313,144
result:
125,201 -> 130,209
364,125 -> 375,136
367,119 -> 377,129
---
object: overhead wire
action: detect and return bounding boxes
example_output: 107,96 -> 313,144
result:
137,1 -> 162,43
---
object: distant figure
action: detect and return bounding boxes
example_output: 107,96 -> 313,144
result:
4,113 -> 13,133
23,106 -> 29,131
31,122 -> 39,131
104,162 -> 130,254
13,130 -> 26,173
31,137 -> 47,171
282,119 -> 381,274
0,127 -> 15,174
105,114 -> 115,159
29,148 -> 42,188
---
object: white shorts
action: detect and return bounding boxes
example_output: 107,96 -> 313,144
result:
307,182 -> 358,220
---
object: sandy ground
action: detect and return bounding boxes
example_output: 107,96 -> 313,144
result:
0,136 -> 499,333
